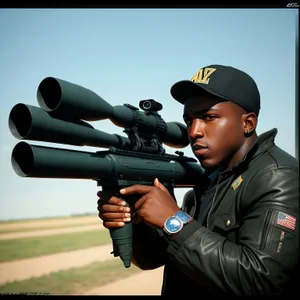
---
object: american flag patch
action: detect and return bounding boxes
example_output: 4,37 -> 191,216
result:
276,212 -> 296,230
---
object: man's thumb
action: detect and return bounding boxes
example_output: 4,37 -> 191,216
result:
154,178 -> 168,192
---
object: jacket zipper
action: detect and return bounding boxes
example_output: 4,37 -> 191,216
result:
206,177 -> 220,228
259,210 -> 272,250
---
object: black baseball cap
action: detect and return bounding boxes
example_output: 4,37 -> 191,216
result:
170,64 -> 261,116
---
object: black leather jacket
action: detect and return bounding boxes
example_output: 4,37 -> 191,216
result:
131,128 -> 299,296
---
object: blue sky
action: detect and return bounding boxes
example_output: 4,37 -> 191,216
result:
0,8 -> 298,221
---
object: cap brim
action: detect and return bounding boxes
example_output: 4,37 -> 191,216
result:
170,80 -> 212,104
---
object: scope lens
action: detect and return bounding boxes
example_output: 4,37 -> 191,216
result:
142,101 -> 151,110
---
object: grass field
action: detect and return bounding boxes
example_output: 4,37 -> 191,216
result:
0,214 -> 148,295
0,259 -> 142,294
0,223 -> 100,234
0,230 -> 111,262
0,213 -> 96,224
0,215 -> 99,233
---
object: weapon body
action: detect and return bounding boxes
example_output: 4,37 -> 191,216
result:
8,77 -> 204,268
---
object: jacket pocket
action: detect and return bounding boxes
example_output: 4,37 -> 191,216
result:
213,214 -> 240,242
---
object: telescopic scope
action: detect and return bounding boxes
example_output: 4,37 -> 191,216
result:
37,77 -> 189,148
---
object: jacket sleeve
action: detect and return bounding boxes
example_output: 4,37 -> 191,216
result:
166,166 -> 299,296
131,221 -> 169,270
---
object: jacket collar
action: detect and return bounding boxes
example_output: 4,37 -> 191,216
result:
219,128 -> 278,179
238,128 -> 277,162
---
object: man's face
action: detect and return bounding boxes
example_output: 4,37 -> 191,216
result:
183,94 -> 247,171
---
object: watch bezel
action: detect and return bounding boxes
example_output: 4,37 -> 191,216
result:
163,216 -> 183,235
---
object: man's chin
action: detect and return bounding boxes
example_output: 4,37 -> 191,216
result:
198,157 -> 218,171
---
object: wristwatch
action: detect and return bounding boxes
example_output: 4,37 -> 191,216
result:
174,211 -> 192,224
163,211 -> 192,236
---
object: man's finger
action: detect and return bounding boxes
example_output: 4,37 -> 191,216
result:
103,221 -> 125,228
154,178 -> 169,192
101,212 -> 131,221
106,197 -> 127,206
97,193 -> 127,206
100,204 -> 131,213
120,184 -> 154,195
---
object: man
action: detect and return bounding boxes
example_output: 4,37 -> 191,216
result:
97,64 -> 299,296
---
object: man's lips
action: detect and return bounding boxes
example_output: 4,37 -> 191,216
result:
192,144 -> 209,156
192,144 -> 208,151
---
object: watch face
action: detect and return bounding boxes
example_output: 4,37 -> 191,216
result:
175,211 -> 191,224
164,216 -> 183,234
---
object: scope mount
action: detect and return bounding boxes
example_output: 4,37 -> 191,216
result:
123,100 -> 166,155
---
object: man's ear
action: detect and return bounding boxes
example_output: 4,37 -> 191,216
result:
242,112 -> 258,137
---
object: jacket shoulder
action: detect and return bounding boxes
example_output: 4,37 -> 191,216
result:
239,145 -> 299,214
267,145 -> 298,169
247,145 -> 298,178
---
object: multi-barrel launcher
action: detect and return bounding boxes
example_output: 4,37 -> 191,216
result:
8,77 -> 204,268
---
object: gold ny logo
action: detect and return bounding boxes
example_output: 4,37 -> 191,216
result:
190,67 -> 216,85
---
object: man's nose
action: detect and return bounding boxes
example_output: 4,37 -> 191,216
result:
188,119 -> 204,140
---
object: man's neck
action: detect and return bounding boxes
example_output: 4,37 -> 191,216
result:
219,133 -> 258,172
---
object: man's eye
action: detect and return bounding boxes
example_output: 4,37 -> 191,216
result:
203,115 -> 216,121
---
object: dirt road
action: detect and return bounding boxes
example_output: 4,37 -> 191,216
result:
0,224 -> 103,240
0,216 -> 163,295
82,267 -> 164,295
0,215 -> 99,231
0,244 -> 114,285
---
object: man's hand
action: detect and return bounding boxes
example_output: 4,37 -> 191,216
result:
120,178 -> 180,229
97,193 -> 131,229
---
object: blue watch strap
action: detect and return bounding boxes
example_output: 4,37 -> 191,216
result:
175,211 -> 192,224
